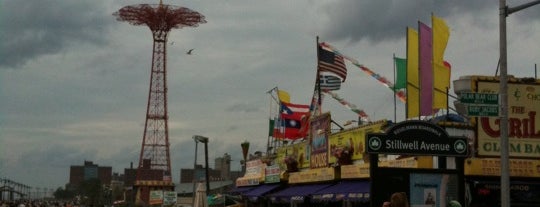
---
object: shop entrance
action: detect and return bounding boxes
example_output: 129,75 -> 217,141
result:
366,120 -> 469,207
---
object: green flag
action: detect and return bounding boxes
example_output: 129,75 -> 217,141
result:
394,57 -> 407,90
269,119 -> 275,136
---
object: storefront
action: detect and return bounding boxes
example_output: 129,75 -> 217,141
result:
464,158 -> 540,207
269,183 -> 334,206
466,177 -> 540,207
244,184 -> 282,202
310,180 -> 370,207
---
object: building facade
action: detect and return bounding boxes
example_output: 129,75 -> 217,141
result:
67,161 -> 112,190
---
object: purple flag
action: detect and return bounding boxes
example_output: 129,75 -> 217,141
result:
419,22 -> 433,116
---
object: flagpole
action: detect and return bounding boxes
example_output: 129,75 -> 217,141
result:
310,36 -> 322,116
276,87 -> 283,149
316,36 -> 322,115
393,53 -> 397,123
267,87 -> 277,156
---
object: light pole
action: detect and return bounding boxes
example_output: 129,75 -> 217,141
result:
499,1 -> 540,206
192,135 -> 210,199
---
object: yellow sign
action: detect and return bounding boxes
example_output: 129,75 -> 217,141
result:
288,167 -> 336,183
235,159 -> 265,186
464,158 -> 540,177
386,156 -> 433,168
340,163 -> 370,179
476,81 -> 540,158
328,120 -> 387,164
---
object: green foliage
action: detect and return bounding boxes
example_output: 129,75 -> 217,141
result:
53,187 -> 76,200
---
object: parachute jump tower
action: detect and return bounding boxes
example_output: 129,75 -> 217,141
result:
114,1 -> 206,205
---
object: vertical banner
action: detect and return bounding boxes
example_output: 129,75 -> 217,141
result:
406,27 -> 419,118
419,21 -> 433,116
310,112 -> 331,168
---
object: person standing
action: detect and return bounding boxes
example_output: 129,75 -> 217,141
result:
390,192 -> 410,207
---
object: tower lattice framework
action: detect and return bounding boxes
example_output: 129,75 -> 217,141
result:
114,2 -> 206,206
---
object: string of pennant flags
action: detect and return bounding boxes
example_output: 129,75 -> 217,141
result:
322,89 -> 371,122
319,42 -> 407,103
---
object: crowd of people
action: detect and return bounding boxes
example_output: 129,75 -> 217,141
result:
381,192 -> 462,207
0,200 -> 78,207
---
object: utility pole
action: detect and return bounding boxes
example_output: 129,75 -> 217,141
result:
499,1 -> 540,206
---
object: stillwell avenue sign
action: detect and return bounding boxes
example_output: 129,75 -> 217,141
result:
366,120 -> 469,157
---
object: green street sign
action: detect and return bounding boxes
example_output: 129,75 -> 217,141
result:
467,105 -> 499,117
459,92 -> 499,105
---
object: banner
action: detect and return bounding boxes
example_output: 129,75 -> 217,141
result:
310,112 -> 331,168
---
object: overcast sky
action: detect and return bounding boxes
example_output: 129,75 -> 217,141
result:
1,0 -> 539,190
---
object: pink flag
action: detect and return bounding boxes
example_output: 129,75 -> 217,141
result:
419,22 -> 433,116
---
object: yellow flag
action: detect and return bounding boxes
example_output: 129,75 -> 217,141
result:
278,89 -> 290,103
406,27 -> 419,118
432,14 -> 451,110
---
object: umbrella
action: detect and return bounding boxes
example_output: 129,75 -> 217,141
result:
193,182 -> 208,207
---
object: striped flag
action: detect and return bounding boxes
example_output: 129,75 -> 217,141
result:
318,45 -> 347,82
319,75 -> 341,91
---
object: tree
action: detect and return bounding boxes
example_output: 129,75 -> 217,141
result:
53,187 -> 75,200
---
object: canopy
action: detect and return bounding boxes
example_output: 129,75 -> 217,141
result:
269,183 -> 333,203
243,184 -> 282,202
311,181 -> 370,202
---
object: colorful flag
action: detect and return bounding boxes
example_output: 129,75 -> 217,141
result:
280,102 -> 310,139
406,27 -> 419,118
394,57 -> 407,90
319,42 -> 406,103
419,21 -> 433,116
277,89 -> 290,103
432,14 -> 451,110
280,113 -> 309,139
319,75 -> 342,91
281,102 -> 310,115
269,118 -> 276,137
318,45 -> 347,82
270,117 -> 283,138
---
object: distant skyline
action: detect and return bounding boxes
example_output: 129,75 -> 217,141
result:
1,0 -> 539,189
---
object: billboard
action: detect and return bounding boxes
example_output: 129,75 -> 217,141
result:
310,112 -> 331,168
476,81 -> 540,158
328,120 -> 387,164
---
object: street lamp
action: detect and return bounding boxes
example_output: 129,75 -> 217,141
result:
499,1 -> 540,206
192,135 -> 210,202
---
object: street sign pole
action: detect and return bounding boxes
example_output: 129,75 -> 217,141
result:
499,1 -> 540,206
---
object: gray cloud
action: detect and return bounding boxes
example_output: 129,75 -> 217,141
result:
320,0 -> 539,43
0,0 -> 112,68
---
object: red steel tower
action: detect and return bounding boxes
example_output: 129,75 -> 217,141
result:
114,1 -> 206,205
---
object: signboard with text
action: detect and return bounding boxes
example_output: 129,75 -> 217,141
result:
459,92 -> 499,117
328,120 -> 387,164
475,81 -> 540,158
366,120 -> 469,157
459,92 -> 499,105
310,112 -> 331,168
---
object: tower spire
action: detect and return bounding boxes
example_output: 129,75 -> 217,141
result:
114,3 -> 206,206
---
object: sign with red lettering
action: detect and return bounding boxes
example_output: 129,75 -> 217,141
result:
476,81 -> 540,158
310,112 -> 331,168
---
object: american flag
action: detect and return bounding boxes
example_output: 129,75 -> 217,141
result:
319,75 -> 341,91
318,45 -> 347,82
